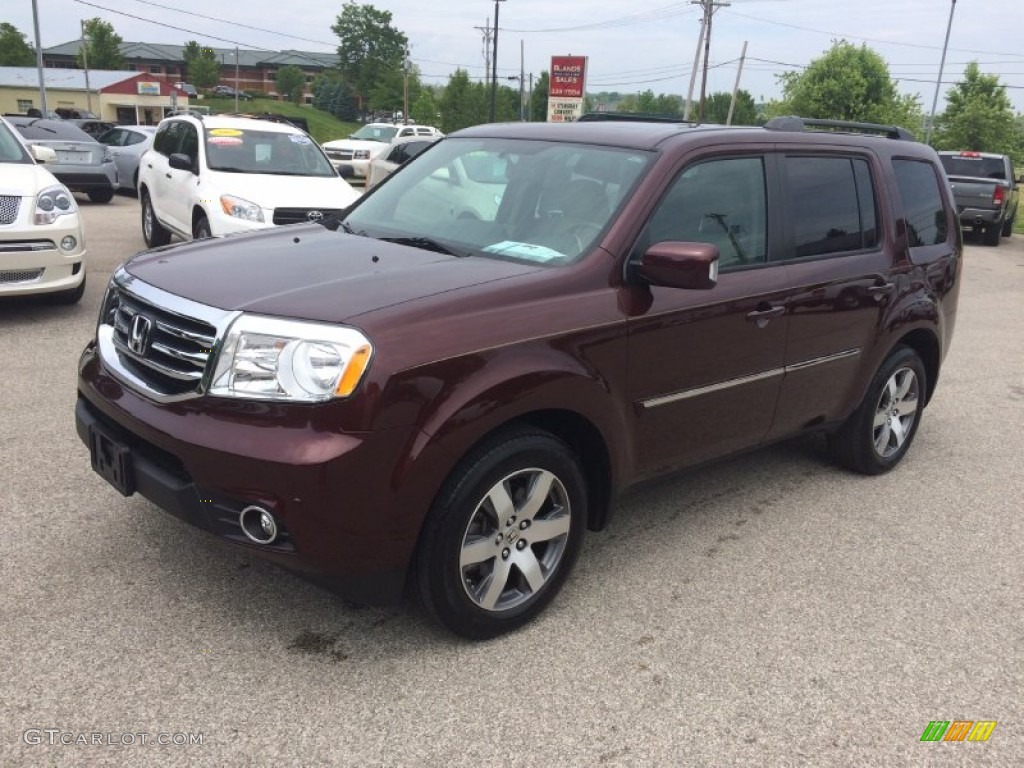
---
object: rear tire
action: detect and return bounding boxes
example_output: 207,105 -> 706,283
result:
141,191 -> 171,247
413,426 -> 587,639
982,224 -> 1001,246
1002,213 -> 1016,237
88,189 -> 114,204
828,345 -> 927,475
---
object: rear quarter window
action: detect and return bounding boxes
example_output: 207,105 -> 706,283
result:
893,159 -> 949,249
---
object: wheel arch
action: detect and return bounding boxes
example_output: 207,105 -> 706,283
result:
892,327 -> 941,406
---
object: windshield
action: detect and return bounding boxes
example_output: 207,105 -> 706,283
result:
939,155 -> 1007,180
0,121 -> 31,164
343,137 -> 652,265
351,125 -> 399,142
204,127 -> 337,176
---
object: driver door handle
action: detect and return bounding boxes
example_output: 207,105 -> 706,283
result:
746,304 -> 785,322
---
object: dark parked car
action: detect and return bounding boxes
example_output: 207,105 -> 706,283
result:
937,151 -> 1020,246
76,116 -> 961,638
211,85 -> 252,100
7,116 -> 119,202
64,119 -> 118,139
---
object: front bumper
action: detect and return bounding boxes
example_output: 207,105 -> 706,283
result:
0,213 -> 86,296
76,341 -> 417,604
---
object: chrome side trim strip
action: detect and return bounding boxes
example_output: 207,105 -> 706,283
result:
639,348 -> 861,409
640,368 -> 785,409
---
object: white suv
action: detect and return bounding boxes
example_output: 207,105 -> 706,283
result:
138,115 -> 359,246
0,116 -> 87,303
322,123 -> 443,183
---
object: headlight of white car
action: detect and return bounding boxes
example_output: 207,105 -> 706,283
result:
34,184 -> 77,225
352,149 -> 371,160
220,194 -> 264,222
209,315 -> 373,402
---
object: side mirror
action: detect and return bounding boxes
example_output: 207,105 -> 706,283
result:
30,144 -> 57,164
168,152 -> 195,173
638,242 -> 719,290
429,166 -> 452,183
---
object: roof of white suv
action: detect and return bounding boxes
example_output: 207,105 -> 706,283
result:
164,114 -> 308,135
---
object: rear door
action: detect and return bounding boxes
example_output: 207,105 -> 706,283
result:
145,121 -> 182,229
768,152 -> 895,438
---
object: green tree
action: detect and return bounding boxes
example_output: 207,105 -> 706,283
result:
276,65 -> 307,104
768,40 -> 921,128
312,71 -> 357,121
703,90 -> 758,125
411,88 -> 438,126
182,41 -> 220,89
332,2 -> 408,114
934,62 -> 1019,154
76,18 -> 125,70
439,69 -> 489,132
530,71 -> 548,121
0,23 -> 35,67
368,63 -> 421,116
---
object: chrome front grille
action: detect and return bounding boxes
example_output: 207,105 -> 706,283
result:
0,196 -> 19,225
98,272 -> 235,401
326,149 -> 353,161
272,207 -> 345,226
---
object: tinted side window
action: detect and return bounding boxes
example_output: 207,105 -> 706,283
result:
893,159 -> 948,247
179,124 -> 199,163
786,156 -> 877,258
640,156 -> 767,270
153,122 -> 180,156
123,131 -> 147,146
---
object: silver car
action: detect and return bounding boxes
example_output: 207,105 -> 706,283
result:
6,116 -> 119,203
96,125 -> 157,193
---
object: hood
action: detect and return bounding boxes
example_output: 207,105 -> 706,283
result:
322,138 -> 388,153
207,171 -> 360,210
0,162 -> 61,197
124,225 -> 542,323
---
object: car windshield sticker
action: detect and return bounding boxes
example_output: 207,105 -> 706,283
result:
483,241 -> 564,262
208,136 -> 243,146
209,128 -> 243,137
288,134 -> 311,145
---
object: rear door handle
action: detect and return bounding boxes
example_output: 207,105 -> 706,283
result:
867,282 -> 894,294
746,305 -> 785,320
165,173 -> 172,179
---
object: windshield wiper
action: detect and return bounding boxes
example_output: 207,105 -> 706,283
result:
378,236 -> 465,257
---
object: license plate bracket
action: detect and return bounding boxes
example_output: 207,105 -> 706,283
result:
89,424 -> 135,496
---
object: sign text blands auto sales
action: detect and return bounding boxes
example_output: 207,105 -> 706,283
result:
547,56 -> 588,123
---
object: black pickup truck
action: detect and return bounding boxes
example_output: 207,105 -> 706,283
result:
938,151 -> 1020,246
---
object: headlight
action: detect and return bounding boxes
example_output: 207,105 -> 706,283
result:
352,150 -> 371,160
209,315 -> 373,402
220,195 -> 264,222
34,185 -> 76,225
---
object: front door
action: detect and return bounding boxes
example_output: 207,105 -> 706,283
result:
627,155 -> 790,478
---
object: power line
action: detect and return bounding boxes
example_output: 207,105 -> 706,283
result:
730,9 -> 1022,58
502,2 -> 695,33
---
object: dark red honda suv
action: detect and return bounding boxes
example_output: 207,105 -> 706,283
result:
77,117 -> 961,638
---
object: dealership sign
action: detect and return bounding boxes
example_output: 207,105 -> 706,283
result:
547,56 -> 587,122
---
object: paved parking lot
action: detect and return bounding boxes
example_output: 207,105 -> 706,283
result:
1,194 -> 1022,766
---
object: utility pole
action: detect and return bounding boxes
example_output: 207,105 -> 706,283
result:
926,0 -> 957,144
490,0 -> 506,123
234,46 -> 240,111
519,39 -> 525,121
80,20 -> 93,115
474,18 -> 493,83
403,48 -> 410,124
726,40 -> 747,125
688,0 -> 729,123
31,0 -> 48,115
528,72 -> 533,122
683,12 -> 706,121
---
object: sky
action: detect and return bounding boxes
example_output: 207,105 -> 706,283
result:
4,0 -> 1024,116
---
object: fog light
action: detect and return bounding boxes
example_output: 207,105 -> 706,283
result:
239,505 -> 278,544
60,236 -> 77,251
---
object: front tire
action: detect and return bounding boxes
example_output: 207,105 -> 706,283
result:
193,215 -> 212,240
49,274 -> 86,305
413,427 -> 587,639
828,346 -> 927,475
141,191 -> 171,247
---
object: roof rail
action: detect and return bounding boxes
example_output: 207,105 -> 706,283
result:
765,116 -> 915,141
577,112 -> 696,125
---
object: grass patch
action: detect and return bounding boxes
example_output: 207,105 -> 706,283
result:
198,97 -> 358,144
1014,214 -> 1023,236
